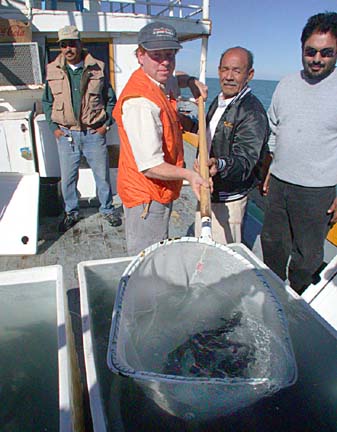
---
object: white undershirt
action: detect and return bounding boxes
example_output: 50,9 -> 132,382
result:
207,93 -> 246,201
67,60 -> 84,70
206,93 -> 234,153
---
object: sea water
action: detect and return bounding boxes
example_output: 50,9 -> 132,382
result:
85,254 -> 335,431
181,78 -> 278,112
162,311 -> 273,380
0,280 -> 59,431
127,300 -> 280,382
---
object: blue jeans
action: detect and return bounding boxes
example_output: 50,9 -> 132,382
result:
57,127 -> 113,215
261,175 -> 335,293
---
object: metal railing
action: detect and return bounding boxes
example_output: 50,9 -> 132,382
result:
41,0 -> 84,11
38,0 -> 208,20
104,0 -> 204,19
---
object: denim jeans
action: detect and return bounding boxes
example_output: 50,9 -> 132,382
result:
57,127 -> 113,215
261,175 -> 335,294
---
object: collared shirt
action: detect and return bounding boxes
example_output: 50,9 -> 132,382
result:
66,63 -> 83,121
206,93 -> 235,153
122,74 -> 176,172
207,88 -> 251,202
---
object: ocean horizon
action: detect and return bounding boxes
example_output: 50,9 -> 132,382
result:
206,77 -> 278,111
182,78 -> 278,112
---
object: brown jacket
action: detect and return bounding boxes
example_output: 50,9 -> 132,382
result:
46,52 -> 107,130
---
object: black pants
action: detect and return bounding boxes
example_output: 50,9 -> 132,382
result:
261,175 -> 335,294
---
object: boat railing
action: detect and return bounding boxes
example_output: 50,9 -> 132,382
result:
35,0 -> 209,19
105,0 -> 203,18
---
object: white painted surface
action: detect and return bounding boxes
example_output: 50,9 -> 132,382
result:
0,110 -> 37,174
78,257 -> 133,432
77,167 -> 118,201
0,172 -> 39,255
302,255 -> 337,331
5,12 -> 211,37
0,88 -> 43,113
0,124 -> 11,171
113,38 -> 139,97
0,264 -> 73,431
34,114 -> 61,177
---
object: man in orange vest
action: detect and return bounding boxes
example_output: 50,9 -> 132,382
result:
114,21 -> 208,255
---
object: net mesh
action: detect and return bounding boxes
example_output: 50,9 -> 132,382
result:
108,239 -> 297,419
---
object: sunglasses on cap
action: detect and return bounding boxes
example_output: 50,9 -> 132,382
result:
59,40 -> 78,48
304,47 -> 336,58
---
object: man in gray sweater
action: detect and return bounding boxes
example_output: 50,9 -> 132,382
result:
261,12 -> 337,294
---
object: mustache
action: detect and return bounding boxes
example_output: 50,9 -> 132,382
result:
222,81 -> 237,86
308,61 -> 324,67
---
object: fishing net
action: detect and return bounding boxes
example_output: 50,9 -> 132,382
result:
107,238 -> 297,420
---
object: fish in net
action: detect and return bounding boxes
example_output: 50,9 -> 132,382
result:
163,311 -> 256,379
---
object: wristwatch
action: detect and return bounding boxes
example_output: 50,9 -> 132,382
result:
105,125 -> 111,131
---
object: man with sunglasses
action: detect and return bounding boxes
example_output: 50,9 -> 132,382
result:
113,21 -> 208,255
261,12 -> 337,294
42,25 -> 121,232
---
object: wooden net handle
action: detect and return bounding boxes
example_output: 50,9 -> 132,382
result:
198,97 -> 211,218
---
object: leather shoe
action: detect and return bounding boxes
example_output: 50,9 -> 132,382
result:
103,211 -> 122,227
58,212 -> 79,232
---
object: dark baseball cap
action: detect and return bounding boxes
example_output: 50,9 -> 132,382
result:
138,21 -> 182,51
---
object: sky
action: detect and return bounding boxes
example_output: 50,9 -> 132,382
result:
176,0 -> 337,80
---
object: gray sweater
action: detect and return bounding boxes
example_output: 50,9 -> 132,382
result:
268,68 -> 337,187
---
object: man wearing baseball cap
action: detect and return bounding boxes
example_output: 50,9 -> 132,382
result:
113,21 -> 208,255
42,25 -> 121,232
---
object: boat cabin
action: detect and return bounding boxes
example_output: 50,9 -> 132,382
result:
0,0 -> 211,254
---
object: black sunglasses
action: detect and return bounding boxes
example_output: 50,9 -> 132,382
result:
304,47 -> 336,58
59,40 -> 78,48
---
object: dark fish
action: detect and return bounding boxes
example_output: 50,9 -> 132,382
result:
163,311 -> 256,378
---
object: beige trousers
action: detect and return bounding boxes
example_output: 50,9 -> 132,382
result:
194,196 -> 248,244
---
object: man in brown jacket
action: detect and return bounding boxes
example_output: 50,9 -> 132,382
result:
42,25 -> 121,232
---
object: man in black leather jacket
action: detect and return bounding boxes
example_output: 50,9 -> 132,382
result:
195,47 -> 270,243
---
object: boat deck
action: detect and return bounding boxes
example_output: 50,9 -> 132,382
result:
0,183 -> 203,430
1,184 -> 336,431
0,185 -> 197,288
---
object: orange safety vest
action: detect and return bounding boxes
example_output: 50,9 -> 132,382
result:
114,68 -> 184,208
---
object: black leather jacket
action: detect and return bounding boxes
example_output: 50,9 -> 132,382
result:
207,89 -> 270,202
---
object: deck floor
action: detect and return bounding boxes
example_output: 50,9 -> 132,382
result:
0,185 -> 197,289
0,185 -> 200,431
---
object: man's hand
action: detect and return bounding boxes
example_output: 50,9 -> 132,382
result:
193,158 -> 214,192
258,153 -> 273,196
195,158 -> 217,176
95,125 -> 108,135
207,157 -> 218,176
54,129 -> 65,139
260,171 -> 271,196
189,78 -> 208,100
327,197 -> 337,224
176,72 -> 208,100
186,170 -> 209,201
